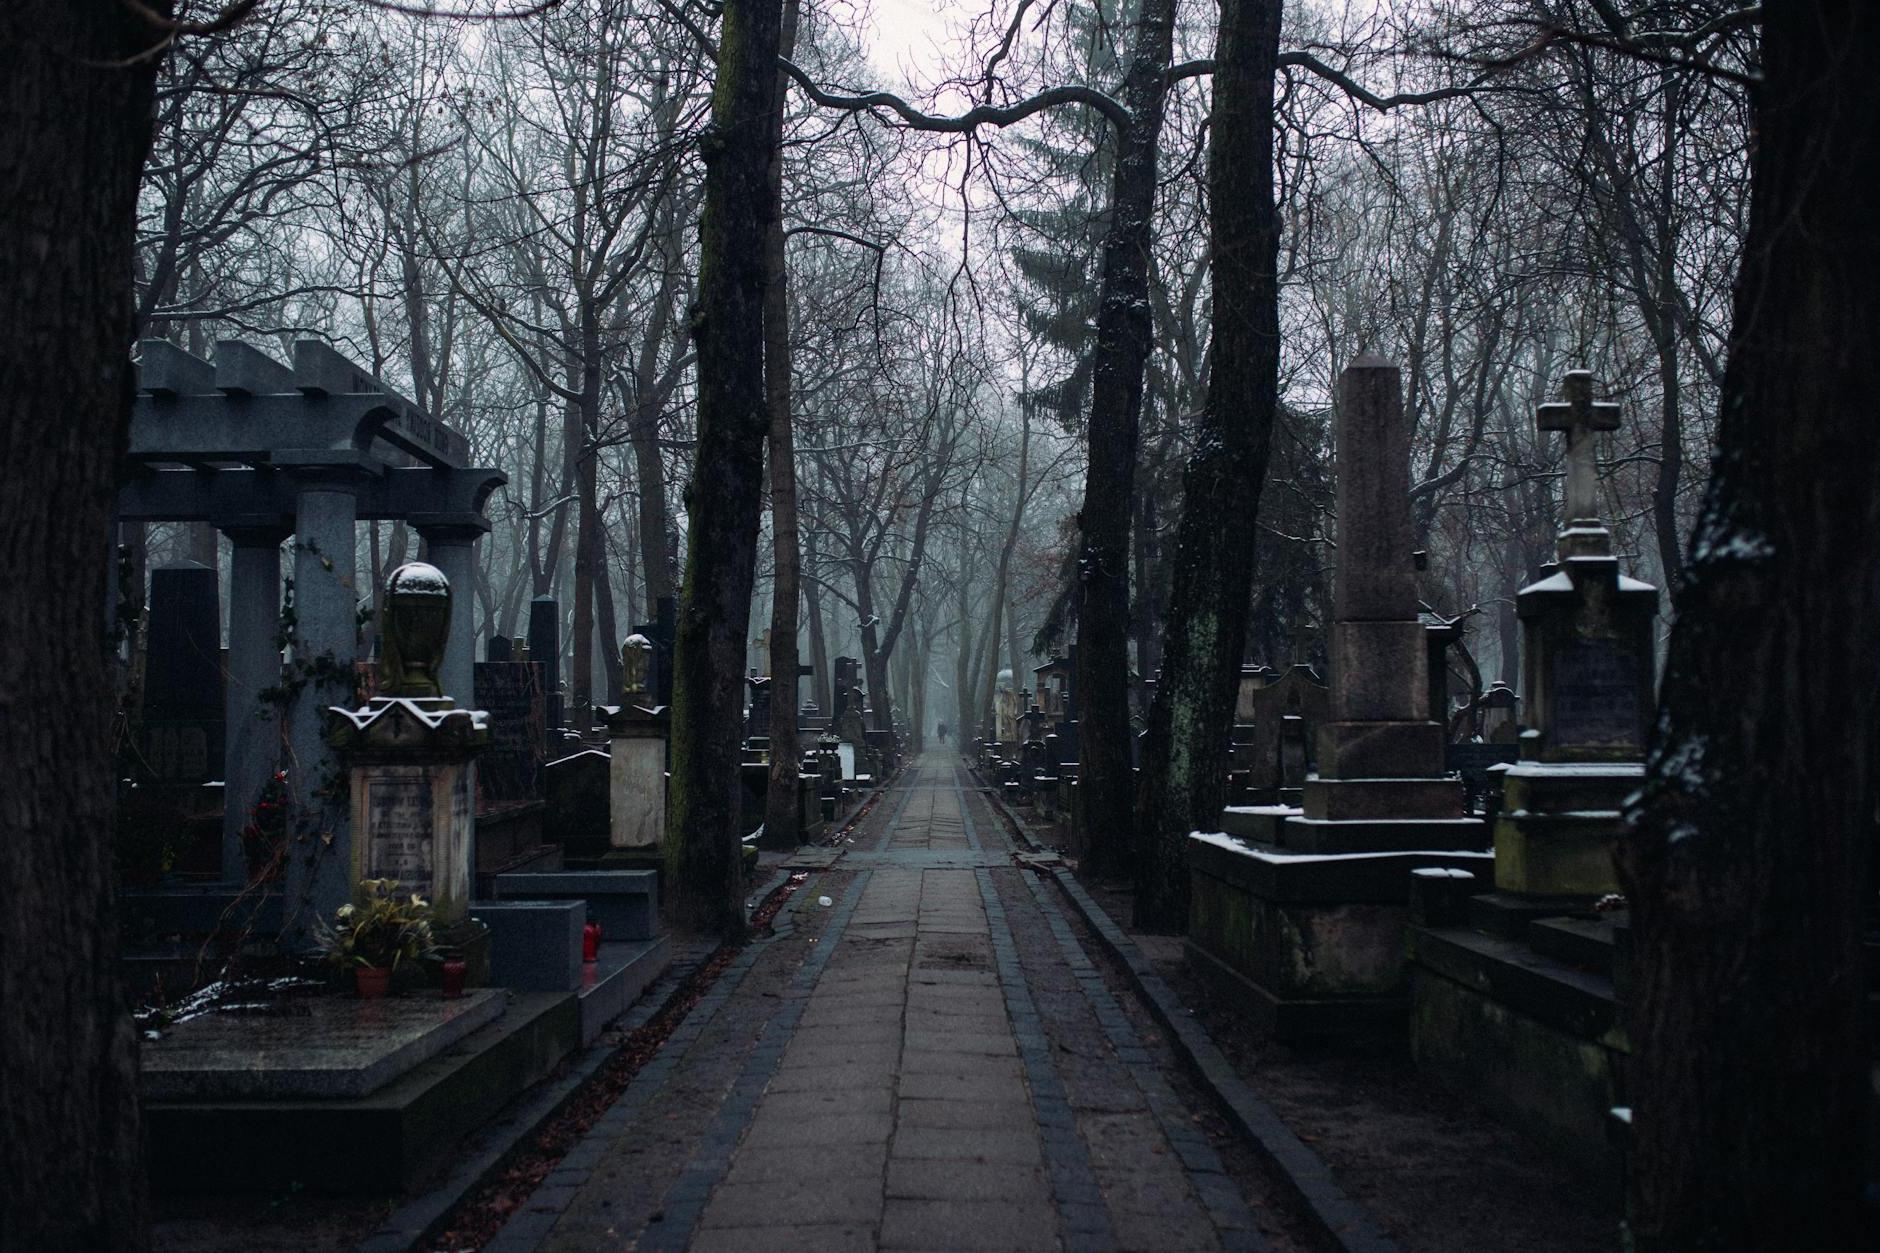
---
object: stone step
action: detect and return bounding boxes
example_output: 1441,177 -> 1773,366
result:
1468,891 -> 1594,941
492,869 -> 659,940
1526,915 -> 1618,975
576,936 -> 671,1046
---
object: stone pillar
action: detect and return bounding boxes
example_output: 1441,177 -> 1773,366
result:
415,521 -> 482,705
1319,356 -> 1441,777
219,519 -> 290,883
286,477 -> 362,936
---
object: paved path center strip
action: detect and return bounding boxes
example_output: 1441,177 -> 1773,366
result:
636,869 -> 875,1252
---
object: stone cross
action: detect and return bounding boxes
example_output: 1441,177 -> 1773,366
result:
1537,370 -> 1620,529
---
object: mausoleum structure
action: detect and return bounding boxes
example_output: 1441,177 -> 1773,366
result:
116,338 -> 504,940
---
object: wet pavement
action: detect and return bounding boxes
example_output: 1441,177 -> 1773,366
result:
483,754 -> 1295,1252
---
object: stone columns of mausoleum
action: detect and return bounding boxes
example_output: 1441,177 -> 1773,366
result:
217,516 -> 293,884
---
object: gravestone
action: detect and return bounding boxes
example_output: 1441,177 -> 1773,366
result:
486,636 -> 512,662
1479,682 -> 1519,743
328,562 -> 491,980
1495,371 -> 1659,898
605,634 -> 669,858
528,596 -> 562,737
745,674 -> 772,742
472,659 -> 547,811
631,596 -> 677,708
141,562 -> 225,784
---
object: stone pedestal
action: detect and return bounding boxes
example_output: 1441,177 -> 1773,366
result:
220,521 -> 290,882
606,702 -> 669,856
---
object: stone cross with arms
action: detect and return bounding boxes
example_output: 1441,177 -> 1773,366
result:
1537,369 -> 1621,557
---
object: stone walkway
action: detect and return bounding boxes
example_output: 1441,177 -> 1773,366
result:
488,754 -> 1291,1253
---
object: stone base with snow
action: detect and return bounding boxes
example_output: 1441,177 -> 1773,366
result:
1185,828 -> 1491,1039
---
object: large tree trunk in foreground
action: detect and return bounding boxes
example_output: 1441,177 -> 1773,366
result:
667,0 -> 784,935
1132,0 -> 1283,931
764,0 -> 804,849
0,4 -> 163,1247
1072,0 -> 1178,879
1617,4 -> 1879,1247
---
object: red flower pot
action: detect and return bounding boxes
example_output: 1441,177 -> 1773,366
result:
355,966 -> 392,1000
440,958 -> 467,999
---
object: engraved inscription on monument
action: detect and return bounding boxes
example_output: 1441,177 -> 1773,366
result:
1552,642 -> 1641,748
364,769 -> 434,886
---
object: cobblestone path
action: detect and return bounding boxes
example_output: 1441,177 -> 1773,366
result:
487,753 -> 1297,1253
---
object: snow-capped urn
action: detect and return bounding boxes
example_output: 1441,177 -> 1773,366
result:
381,561 -> 452,700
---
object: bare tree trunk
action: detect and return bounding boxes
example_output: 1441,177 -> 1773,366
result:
0,5 -> 163,1247
805,533 -> 831,715
666,0 -> 784,935
764,0 -> 804,847
1132,0 -> 1282,931
1618,4 -> 1879,1245
1073,0 -> 1177,878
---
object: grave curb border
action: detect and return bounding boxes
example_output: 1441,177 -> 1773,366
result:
973,763 -> 1403,1253
352,867 -> 798,1253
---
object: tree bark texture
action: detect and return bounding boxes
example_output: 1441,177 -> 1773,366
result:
666,0 -> 784,935
1131,0 -> 1283,931
1617,4 -> 1880,1247
0,4 -> 164,1247
1072,0 -> 1177,878
764,0 -> 805,848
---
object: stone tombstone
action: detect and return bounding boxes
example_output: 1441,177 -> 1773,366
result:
486,635 -> 513,662
1495,371 -> 1660,898
1420,608 -> 1462,728
528,596 -> 563,734
545,748 -> 611,851
472,658 -> 547,810
630,596 -> 677,708
328,563 -> 489,934
1479,682 -> 1519,743
1516,374 -> 1660,763
141,561 -> 225,783
1234,662 -> 1279,725
1033,656 -> 1074,721
606,633 -> 669,852
1239,666 -> 1329,793
746,674 -> 773,741
993,687 -> 1018,746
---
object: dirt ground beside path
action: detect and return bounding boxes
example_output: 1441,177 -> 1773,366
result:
1079,876 -> 1615,1253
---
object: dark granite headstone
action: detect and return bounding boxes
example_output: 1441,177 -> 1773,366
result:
528,596 -> 562,735
486,635 -> 513,662
545,748 -> 610,852
474,660 -> 547,810
630,596 -> 677,708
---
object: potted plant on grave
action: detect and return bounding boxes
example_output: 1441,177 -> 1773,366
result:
316,879 -> 439,999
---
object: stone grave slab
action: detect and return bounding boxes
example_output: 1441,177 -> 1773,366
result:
140,987 -> 506,1101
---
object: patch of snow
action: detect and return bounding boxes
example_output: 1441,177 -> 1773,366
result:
387,561 -> 449,595
1186,830 -> 1492,864
1502,761 -> 1644,778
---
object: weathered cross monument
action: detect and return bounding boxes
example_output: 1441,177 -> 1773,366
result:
1406,370 -> 1658,1177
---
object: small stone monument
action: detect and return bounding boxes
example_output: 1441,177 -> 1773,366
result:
1495,371 -> 1659,897
328,562 -> 491,979
602,634 -> 669,862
